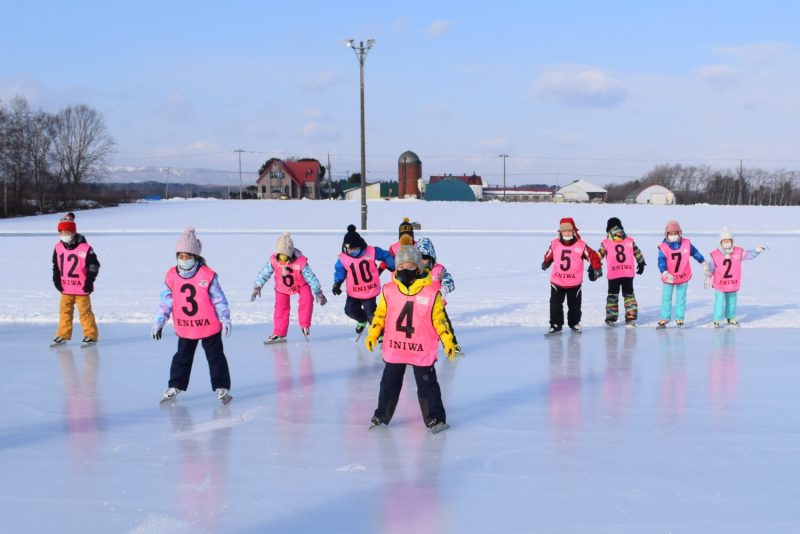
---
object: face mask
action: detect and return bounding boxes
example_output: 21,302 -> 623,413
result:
722,242 -> 733,253
60,234 -> 74,243
667,234 -> 680,243
177,257 -> 196,271
396,268 -> 418,287
561,233 -> 575,242
346,248 -> 362,258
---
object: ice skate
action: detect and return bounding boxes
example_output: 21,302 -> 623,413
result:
160,387 -> 182,404
368,415 -> 385,430
264,335 -> 287,345
675,320 -> 684,327
216,388 -> 233,405
50,336 -> 67,348
625,319 -> 637,328
656,320 -> 668,329
712,321 -> 721,328
727,318 -> 740,327
81,337 -> 97,348
569,323 -> 582,334
426,418 -> 450,434
301,327 -> 310,341
354,322 -> 368,341
605,319 -> 617,327
545,325 -> 563,336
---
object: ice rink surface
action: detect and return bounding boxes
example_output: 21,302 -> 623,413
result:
3,323 -> 799,533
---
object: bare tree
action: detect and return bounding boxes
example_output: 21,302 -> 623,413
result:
49,104 -> 115,199
28,111 -> 54,213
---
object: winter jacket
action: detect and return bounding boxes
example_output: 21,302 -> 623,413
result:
416,238 -> 455,297
368,270 -> 454,349
334,246 -> 395,284
52,233 -> 100,293
706,246 -> 762,273
154,260 -> 231,327
542,236 -> 602,271
253,249 -> 323,295
597,228 -> 646,267
657,238 -> 705,273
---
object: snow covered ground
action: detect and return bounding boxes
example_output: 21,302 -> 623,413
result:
1,199 -> 799,532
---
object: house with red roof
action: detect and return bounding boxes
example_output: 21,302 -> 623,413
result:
255,158 -> 324,199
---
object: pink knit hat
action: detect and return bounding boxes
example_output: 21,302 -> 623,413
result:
175,227 -> 202,255
664,220 -> 682,236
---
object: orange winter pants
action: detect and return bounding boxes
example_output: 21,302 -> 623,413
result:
57,294 -> 98,340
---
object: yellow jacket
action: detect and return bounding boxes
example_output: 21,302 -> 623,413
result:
366,271 -> 455,355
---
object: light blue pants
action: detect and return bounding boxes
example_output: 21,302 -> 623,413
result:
660,282 -> 688,321
713,291 -> 738,322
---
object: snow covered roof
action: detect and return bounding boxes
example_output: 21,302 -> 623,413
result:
557,178 -> 607,194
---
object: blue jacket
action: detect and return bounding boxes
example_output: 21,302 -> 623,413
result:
657,238 -> 705,273
154,262 -> 231,327
334,246 -> 395,283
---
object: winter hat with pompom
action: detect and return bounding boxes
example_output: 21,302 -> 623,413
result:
664,220 -> 682,236
719,227 -> 734,243
394,234 -> 423,272
57,212 -> 77,233
342,224 -> 367,251
276,232 -> 295,257
176,227 -> 202,256
398,217 -> 414,239
606,217 -> 623,234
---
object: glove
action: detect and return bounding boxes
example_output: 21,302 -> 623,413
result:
151,324 -> 163,340
365,334 -> 378,352
54,279 -> 63,292
332,281 -> 343,296
316,293 -> 327,306
702,261 -> 711,277
83,281 -> 94,294
222,320 -> 232,337
250,286 -> 262,301
541,261 -> 548,271
443,339 -> 457,360
704,275 -> 711,289
587,267 -> 601,282
636,262 -> 645,275
755,245 -> 767,253
661,271 -> 675,283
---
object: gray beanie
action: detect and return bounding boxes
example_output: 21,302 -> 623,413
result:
394,235 -> 423,271
276,232 -> 295,257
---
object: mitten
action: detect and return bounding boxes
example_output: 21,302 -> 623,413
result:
702,261 -> 711,277
443,339 -> 457,360
588,267 -> 601,281
755,245 -> 767,253
250,286 -> 262,301
83,281 -> 94,294
636,262 -> 645,275
222,320 -> 232,337
541,261 -> 548,271
661,271 -> 675,284
316,293 -> 327,306
365,333 -> 378,352
332,281 -> 343,296
151,324 -> 163,340
704,276 -> 711,289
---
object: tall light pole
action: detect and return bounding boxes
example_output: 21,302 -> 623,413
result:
498,154 -> 509,201
234,149 -> 245,200
345,38 -> 375,230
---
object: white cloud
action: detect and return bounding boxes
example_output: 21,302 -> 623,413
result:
714,42 -> 789,63
533,67 -> 626,108
303,72 -> 346,94
424,20 -> 451,37
695,64 -> 740,89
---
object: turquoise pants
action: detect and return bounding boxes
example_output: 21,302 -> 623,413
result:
713,291 -> 738,322
660,282 -> 688,321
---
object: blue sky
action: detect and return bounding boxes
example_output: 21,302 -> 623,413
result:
3,1 -> 800,186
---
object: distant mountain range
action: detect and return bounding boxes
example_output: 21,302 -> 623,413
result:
105,166 -> 259,186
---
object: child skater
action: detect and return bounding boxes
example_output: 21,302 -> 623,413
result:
379,216 -> 416,275
332,224 -> 395,339
152,228 -> 233,404
705,227 -> 766,327
365,235 -> 457,433
51,212 -> 100,347
541,217 -> 602,334
417,237 -> 461,352
657,220 -> 708,328
251,232 -> 327,344
597,217 -> 646,327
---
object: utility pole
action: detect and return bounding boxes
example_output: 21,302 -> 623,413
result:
498,154 -> 509,201
234,149 -> 245,200
165,167 -> 170,199
345,38 -> 375,230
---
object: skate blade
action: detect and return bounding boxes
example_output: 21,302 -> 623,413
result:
50,342 -> 67,348
544,331 -> 563,337
220,394 -> 233,405
263,338 -> 287,345
429,422 -> 450,434
81,342 -> 97,349
159,396 -> 177,405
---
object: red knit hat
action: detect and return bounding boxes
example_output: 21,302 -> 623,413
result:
558,217 -> 578,233
57,212 -> 76,233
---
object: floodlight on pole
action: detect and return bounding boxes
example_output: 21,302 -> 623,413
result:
345,38 -> 375,230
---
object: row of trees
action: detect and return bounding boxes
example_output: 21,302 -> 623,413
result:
606,163 -> 800,205
0,96 -> 115,217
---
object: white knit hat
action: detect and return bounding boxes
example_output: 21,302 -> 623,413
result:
175,227 -> 202,255
276,232 -> 295,257
719,227 -> 734,242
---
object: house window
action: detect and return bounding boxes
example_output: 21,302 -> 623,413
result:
271,186 -> 281,193
270,171 -> 284,180
304,185 -> 314,195
261,185 -> 266,194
